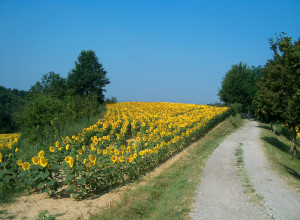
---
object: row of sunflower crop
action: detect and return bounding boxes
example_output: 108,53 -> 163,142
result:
0,133 -> 21,150
0,102 -> 229,199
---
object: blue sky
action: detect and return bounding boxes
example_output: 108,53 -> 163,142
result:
0,0 -> 300,104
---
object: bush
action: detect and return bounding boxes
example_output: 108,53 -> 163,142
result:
229,103 -> 242,116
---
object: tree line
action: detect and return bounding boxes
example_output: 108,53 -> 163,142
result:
218,33 -> 300,156
1,50 -> 115,144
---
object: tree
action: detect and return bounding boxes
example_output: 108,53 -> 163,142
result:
255,34 -> 300,156
218,62 -> 262,112
29,71 -> 67,99
67,50 -> 110,103
0,86 -> 27,133
105,96 -> 117,103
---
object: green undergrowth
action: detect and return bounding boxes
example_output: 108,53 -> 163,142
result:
259,122 -> 300,194
0,110 -> 106,205
90,115 -> 243,220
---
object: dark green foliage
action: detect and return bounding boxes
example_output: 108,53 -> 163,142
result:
229,103 -> 242,117
105,96 -> 117,103
0,86 -> 27,133
218,62 -> 262,112
17,89 -> 105,149
15,49 -> 112,147
29,71 -> 68,99
68,50 -> 110,103
255,33 -> 300,155
229,103 -> 242,127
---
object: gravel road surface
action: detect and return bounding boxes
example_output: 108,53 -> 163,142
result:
190,119 -> 300,220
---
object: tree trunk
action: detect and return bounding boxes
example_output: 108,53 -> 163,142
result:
270,121 -> 276,133
289,125 -> 297,157
270,121 -> 273,131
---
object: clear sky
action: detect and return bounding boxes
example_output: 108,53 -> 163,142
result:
0,0 -> 300,104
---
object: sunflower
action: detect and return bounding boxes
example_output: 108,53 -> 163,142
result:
32,156 -> 39,165
40,157 -> 48,167
78,149 -> 82,155
49,146 -> 55,152
97,148 -> 101,154
126,146 -> 132,153
69,157 -> 74,168
15,148 -> 18,153
0,153 -> 2,163
17,159 -> 22,166
38,150 -> 44,158
89,155 -> 96,163
118,156 -> 124,162
66,144 -> 70,151
55,141 -> 60,148
93,138 -> 98,145
65,156 -> 70,163
111,155 -> 117,162
22,162 -> 30,170
89,161 -> 95,167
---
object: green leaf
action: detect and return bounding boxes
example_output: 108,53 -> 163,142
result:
77,178 -> 86,185
66,184 -> 75,192
47,179 -> 56,187
17,171 -> 25,178
33,172 -> 43,181
66,173 -> 75,181
45,186 -> 50,194
42,171 -> 49,179
37,182 -> 44,189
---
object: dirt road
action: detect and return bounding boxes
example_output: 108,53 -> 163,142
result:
190,119 -> 300,220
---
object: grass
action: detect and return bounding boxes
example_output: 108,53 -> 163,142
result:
90,115 -> 244,220
259,122 -> 300,194
235,143 -> 264,205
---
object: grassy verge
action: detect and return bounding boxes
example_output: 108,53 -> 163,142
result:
259,122 -> 300,194
235,143 -> 263,205
90,115 -> 244,220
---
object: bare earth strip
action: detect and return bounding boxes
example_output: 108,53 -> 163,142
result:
191,119 -> 300,220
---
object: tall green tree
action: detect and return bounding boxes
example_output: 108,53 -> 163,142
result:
255,34 -> 300,156
67,50 -> 110,103
218,62 -> 262,111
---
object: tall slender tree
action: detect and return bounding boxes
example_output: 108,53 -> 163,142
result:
68,50 -> 110,103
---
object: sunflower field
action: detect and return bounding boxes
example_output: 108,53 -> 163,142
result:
0,102 -> 229,199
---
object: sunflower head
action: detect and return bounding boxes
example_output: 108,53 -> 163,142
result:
32,156 -> 39,165
22,162 -> 30,170
17,159 -> 22,166
38,150 -> 44,158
